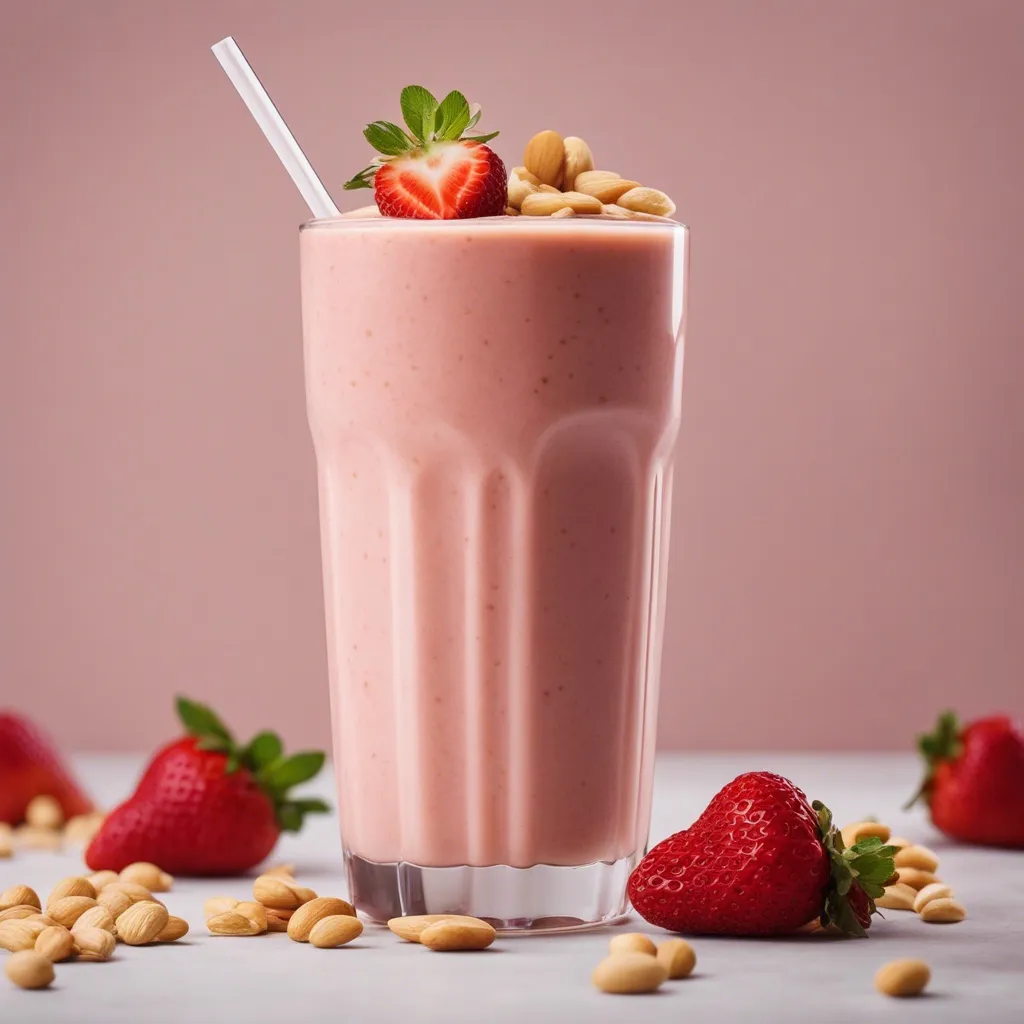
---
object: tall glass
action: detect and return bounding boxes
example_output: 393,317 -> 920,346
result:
300,216 -> 688,931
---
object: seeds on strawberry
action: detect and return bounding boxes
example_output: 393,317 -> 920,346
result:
208,911 -> 263,936
419,919 -> 496,951
616,186 -> 676,218
875,958 -> 931,998
5,950 -> 55,990
47,876 -> 96,905
1,885 -> 40,911
120,862 -> 174,893
521,193 -> 569,217
117,901 -> 169,945
592,952 -> 668,994
47,896 -> 98,929
523,130 -> 565,188
75,926 -> 116,961
893,845 -> 940,873
25,794 -> 64,830
35,925 -> 76,963
287,898 -> 357,943
562,137 -> 594,192
839,821 -> 891,848
309,915 -> 364,948
919,898 -> 966,924
875,883 -> 917,911
609,933 -> 657,956
253,874 -> 317,910
894,867 -> 940,891
157,916 -> 190,942
912,883 -> 954,914
656,938 -> 697,979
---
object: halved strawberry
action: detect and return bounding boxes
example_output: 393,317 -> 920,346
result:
344,86 -> 507,220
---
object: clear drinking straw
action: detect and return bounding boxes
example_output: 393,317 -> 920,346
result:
211,36 -> 340,219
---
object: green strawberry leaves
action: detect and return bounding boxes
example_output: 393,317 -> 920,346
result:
175,695 -> 329,832
905,710 -> 961,809
344,85 -> 500,191
813,800 -> 896,938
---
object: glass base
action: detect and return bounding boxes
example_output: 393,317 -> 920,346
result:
345,852 -> 636,934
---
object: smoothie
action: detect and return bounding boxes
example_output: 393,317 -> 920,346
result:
301,216 -> 688,925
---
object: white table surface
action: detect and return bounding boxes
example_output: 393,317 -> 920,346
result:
1,753 -> 1021,1022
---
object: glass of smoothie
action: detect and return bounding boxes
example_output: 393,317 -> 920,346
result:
301,212 -> 688,930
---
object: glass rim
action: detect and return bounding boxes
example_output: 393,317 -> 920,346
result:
299,213 -> 689,233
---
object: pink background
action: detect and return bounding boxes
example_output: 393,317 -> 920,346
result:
2,1 -> 1022,753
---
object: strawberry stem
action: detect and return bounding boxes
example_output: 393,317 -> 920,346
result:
175,695 -> 329,832
905,710 -> 960,810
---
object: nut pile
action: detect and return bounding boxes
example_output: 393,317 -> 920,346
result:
592,933 -> 696,994
1,796 -> 105,857
507,131 -> 676,220
0,861 -> 187,990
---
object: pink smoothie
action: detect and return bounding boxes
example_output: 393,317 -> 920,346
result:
301,216 -> 687,872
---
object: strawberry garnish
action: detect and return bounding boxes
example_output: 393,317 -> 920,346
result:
627,772 -> 896,938
344,86 -> 507,219
906,711 -> 1024,849
85,697 -> 328,876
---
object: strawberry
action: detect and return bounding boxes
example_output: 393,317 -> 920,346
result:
0,711 -> 93,825
85,697 -> 328,875
344,85 -> 507,219
628,772 -> 895,937
907,711 -> 1024,849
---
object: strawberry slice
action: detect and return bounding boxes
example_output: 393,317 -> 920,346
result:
344,86 -> 507,220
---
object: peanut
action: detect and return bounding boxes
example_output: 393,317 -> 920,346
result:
609,933 -> 657,956
1,885 -> 40,911
562,136 -> 594,192
156,916 -> 189,942
117,901 -> 169,945
96,889 -> 133,919
913,883 -> 954,914
523,130 -> 565,188
388,914 -> 490,943
919,898 -> 966,924
75,926 -> 115,961
592,952 -> 668,994
103,881 -> 156,905
309,915 -> 364,948
0,919 -> 47,952
875,958 -> 931,998
287,897 -> 357,943
120,862 -> 174,893
419,919 -> 496,951
840,821 -> 891,848
253,874 -> 317,910
207,911 -> 263,936
71,905 -> 117,936
560,191 -> 603,214
235,902 -> 268,934
47,876 -> 96,905
5,950 -> 55,989
616,186 -> 676,218
875,883 -> 918,911
87,870 -> 120,892
520,193 -> 570,217
35,925 -> 75,963
25,795 -> 64,830
893,845 -> 940,873
0,905 -> 40,922
574,171 -> 640,204
657,938 -> 697,979
895,867 -> 940,891
47,896 -> 98,929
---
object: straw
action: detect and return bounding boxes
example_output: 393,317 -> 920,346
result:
211,36 -> 339,219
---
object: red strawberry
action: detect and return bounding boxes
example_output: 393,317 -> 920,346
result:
85,697 -> 328,875
0,711 -> 93,825
907,711 -> 1024,849
344,85 -> 508,219
628,772 -> 895,937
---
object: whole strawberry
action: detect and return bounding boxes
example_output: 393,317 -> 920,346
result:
344,85 -> 507,219
0,711 -> 93,825
86,697 -> 328,875
907,711 -> 1024,849
628,772 -> 895,937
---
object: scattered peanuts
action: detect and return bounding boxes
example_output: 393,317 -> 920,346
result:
75,926 -> 116,961
287,898 -> 357,943
657,938 -> 697,979
875,883 -> 918,911
419,919 -> 496,952
120,862 -> 174,893
609,932 -> 657,956
309,915 -> 364,948
96,888 -> 133,920
104,881 -> 157,906
617,186 -> 676,218
593,952 -> 669,994
87,870 -> 120,892
253,874 -> 317,910
117,901 -> 169,945
235,902 -> 268,934
894,845 -> 940,873
387,914 -> 488,943
0,905 -> 40,923
0,919 -> 47,952
208,911 -> 263,936
25,795 -> 64,831
919,898 -> 967,924
35,924 -> 76,963
47,876 -> 96,905
157,916 -> 190,942
875,958 -> 931,998
913,883 -> 954,914
5,949 -> 55,990
47,896 -> 98,929
71,905 -> 117,936
894,867 -> 940,891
